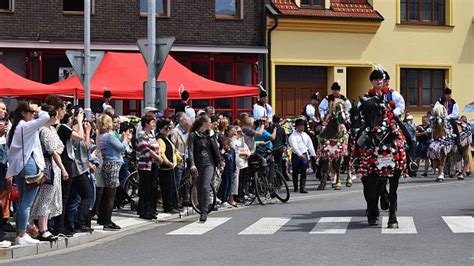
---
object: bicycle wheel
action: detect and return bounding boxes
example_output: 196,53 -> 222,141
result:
273,169 -> 290,203
190,182 -> 217,214
254,172 -> 269,205
122,171 -> 139,211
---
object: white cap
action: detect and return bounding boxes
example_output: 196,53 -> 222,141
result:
143,106 -> 159,113
406,115 -> 414,120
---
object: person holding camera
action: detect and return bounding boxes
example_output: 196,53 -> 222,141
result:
55,106 -> 94,235
6,101 -> 52,245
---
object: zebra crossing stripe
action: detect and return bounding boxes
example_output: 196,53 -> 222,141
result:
238,217 -> 290,235
381,217 -> 417,234
114,217 -> 148,229
310,217 -> 352,234
166,217 -> 231,235
442,216 -> 474,233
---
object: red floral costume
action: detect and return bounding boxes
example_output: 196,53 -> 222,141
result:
352,87 -> 408,177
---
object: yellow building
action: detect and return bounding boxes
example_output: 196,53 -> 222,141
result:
267,0 -> 474,122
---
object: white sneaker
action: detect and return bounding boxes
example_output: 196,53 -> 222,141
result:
0,240 -> 11,248
221,202 -> 231,208
15,234 -> 40,245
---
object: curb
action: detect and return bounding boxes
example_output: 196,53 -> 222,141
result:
0,207 -> 200,261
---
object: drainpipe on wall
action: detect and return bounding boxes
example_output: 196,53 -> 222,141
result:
265,3 -> 279,104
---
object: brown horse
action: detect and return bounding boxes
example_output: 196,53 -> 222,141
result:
316,99 -> 350,190
428,103 -> 455,182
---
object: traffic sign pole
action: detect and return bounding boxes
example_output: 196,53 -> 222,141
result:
84,0 -> 92,120
146,0 -> 156,111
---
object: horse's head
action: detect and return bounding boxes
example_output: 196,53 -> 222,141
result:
359,95 -> 385,128
327,99 -> 347,125
431,103 -> 448,136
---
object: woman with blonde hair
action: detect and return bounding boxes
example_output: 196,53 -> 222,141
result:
96,115 -> 132,230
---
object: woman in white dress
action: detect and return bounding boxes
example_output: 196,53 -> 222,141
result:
30,106 -> 68,242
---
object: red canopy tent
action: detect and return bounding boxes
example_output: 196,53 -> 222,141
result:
0,64 -> 77,97
53,52 -> 258,100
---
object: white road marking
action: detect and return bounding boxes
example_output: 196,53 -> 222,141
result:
442,216 -> 474,233
167,217 -> 231,235
310,217 -> 352,234
238,217 -> 290,235
114,217 -> 149,228
382,216 -> 417,234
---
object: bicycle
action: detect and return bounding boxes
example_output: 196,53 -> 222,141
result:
177,164 -> 219,215
247,143 -> 290,205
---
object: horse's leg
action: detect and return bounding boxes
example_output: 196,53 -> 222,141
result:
378,177 -> 389,211
362,175 -> 379,225
331,162 -> 337,188
387,172 -> 400,229
346,155 -> 353,187
317,160 -> 327,190
459,145 -> 470,180
334,159 -> 342,190
436,154 -> 445,182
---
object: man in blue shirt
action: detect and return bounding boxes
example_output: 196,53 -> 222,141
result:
254,119 -> 275,150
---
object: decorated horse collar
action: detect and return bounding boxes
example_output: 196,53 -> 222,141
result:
368,86 -> 391,96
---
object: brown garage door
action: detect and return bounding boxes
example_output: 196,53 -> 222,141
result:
276,66 -> 327,117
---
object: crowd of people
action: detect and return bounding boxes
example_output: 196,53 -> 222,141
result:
0,69 -> 470,248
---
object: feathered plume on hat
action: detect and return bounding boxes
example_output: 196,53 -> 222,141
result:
258,82 -> 268,98
369,64 -> 386,81
443,80 -> 452,95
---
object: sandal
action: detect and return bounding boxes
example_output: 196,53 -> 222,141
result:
228,202 -> 238,208
37,231 -> 58,242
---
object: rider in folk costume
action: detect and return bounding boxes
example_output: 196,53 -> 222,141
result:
435,87 -> 464,145
303,92 -> 321,124
436,87 -> 459,119
354,65 -> 408,228
253,86 -> 273,121
319,81 -> 352,121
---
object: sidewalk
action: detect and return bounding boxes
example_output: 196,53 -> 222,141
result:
0,207 -> 199,260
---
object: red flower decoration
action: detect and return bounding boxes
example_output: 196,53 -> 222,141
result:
330,140 -> 337,146
369,157 -> 377,164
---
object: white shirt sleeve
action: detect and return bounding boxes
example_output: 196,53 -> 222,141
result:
305,104 -> 315,119
345,99 -> 352,113
391,91 -> 405,117
305,133 -> 316,157
288,134 -> 302,157
319,98 -> 328,119
253,104 -> 264,120
266,104 -> 273,121
448,103 -> 459,119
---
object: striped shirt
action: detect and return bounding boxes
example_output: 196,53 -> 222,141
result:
137,131 -> 159,171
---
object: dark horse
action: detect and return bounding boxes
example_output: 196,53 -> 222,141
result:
353,96 -> 407,228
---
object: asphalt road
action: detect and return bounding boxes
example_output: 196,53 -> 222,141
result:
10,176 -> 474,265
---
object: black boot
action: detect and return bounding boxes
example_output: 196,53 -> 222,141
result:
387,204 -> 398,229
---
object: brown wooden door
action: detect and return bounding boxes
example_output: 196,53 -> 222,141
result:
275,66 -> 327,118
276,82 -> 326,117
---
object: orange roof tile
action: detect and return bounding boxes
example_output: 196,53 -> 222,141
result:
271,0 -> 383,21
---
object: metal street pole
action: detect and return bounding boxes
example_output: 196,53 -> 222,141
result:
84,0 -> 92,120
146,0 -> 156,109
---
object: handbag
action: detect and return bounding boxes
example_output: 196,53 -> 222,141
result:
21,127 -> 46,186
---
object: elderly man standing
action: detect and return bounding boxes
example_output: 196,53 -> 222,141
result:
169,114 -> 191,206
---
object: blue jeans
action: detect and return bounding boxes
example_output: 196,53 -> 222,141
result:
15,158 -> 40,233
